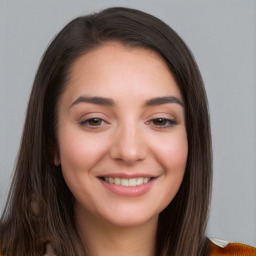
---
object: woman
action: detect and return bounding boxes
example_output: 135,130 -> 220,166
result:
0,7 -> 255,256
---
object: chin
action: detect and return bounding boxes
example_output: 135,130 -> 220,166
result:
107,215 -> 158,228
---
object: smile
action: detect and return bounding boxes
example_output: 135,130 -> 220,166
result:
103,177 -> 153,187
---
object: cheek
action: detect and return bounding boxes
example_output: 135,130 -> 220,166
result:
58,127 -> 109,172
152,130 -> 188,211
57,129 -> 110,201
154,130 -> 188,172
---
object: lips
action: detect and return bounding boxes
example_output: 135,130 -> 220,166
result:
98,174 -> 157,197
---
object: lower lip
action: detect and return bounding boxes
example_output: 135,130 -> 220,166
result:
99,179 -> 156,197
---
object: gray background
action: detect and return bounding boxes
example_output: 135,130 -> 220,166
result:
0,0 -> 255,246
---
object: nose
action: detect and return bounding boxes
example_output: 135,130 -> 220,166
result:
110,122 -> 147,163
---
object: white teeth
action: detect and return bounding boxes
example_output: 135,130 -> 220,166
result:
143,177 -> 149,183
104,177 -> 152,186
136,178 -> 144,185
115,177 -> 121,185
109,177 -> 114,184
121,178 -> 129,186
128,178 -> 137,186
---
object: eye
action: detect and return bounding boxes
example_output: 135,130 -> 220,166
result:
148,118 -> 177,128
80,118 -> 106,127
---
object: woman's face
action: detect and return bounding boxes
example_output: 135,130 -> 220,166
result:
55,43 -> 188,228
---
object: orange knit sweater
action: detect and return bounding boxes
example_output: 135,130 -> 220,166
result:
1,240 -> 255,255
209,240 -> 255,256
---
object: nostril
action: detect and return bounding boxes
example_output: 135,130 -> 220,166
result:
109,130 -> 147,163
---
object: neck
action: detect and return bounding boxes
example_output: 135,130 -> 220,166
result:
75,208 -> 158,256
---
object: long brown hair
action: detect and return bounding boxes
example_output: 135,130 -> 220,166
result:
0,7 -> 212,256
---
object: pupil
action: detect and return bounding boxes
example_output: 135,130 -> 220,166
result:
154,118 -> 166,125
89,118 -> 101,126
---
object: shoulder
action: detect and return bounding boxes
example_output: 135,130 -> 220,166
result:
209,237 -> 256,256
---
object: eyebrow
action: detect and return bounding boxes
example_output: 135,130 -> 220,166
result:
69,95 -> 184,108
145,96 -> 184,107
70,96 -> 116,108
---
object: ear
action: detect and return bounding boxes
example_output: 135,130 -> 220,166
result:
51,140 -> 61,166
53,150 -> 61,166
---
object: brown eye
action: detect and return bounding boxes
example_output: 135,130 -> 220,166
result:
88,118 -> 103,126
149,118 -> 177,128
80,118 -> 105,127
152,118 -> 168,126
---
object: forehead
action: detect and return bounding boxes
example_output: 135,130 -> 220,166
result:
62,42 -> 182,105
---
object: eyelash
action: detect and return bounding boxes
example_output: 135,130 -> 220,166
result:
147,118 -> 177,128
79,117 -> 177,129
79,118 -> 107,128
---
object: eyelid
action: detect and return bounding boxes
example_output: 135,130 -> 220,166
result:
80,117 -> 106,127
147,118 -> 177,128
78,113 -> 110,129
145,112 -> 178,128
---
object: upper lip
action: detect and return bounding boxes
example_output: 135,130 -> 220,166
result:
97,173 -> 158,179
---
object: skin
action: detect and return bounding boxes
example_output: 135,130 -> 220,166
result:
54,42 -> 188,256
